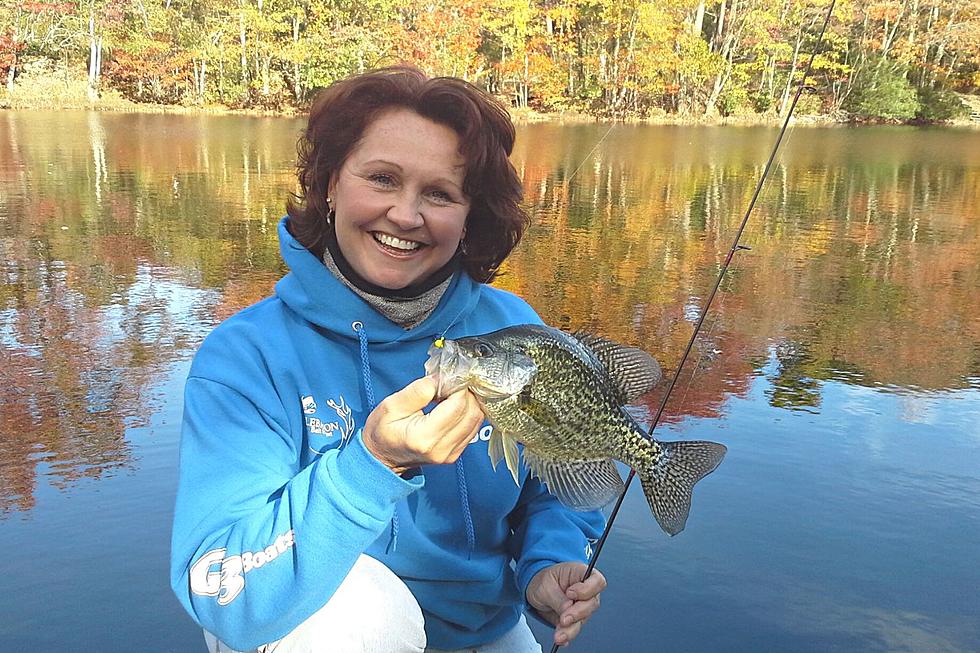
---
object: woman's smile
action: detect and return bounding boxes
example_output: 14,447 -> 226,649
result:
372,231 -> 423,253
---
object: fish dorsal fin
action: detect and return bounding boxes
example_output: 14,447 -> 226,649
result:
522,448 -> 624,511
488,427 -> 521,485
573,332 -> 662,403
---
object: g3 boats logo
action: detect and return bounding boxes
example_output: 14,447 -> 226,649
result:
190,530 -> 296,606
303,394 -> 355,454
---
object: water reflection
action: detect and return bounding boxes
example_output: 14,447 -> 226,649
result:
0,112 -> 978,517
0,111 -> 295,515
502,124 -> 980,408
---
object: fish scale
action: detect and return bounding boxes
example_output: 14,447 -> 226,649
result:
425,324 -> 726,535
523,337 -> 661,466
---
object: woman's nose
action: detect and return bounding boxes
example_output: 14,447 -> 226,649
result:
386,193 -> 424,229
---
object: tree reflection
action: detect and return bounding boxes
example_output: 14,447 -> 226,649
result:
0,111 -> 289,516
502,124 -> 980,418
0,113 -> 977,514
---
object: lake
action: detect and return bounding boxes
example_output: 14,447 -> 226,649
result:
1,111 -> 978,651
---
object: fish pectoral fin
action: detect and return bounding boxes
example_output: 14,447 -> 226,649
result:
488,428 -> 521,485
517,388 -> 560,429
523,448 -> 624,511
488,427 -> 504,470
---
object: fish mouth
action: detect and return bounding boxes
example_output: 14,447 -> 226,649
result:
425,339 -> 474,398
424,338 -> 534,400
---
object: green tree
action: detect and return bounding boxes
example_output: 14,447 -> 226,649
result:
845,57 -> 919,120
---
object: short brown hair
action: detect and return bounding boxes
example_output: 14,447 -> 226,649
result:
286,67 -> 529,283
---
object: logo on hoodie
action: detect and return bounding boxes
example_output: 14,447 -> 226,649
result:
301,395 -> 317,414
189,530 -> 296,606
304,394 -> 355,453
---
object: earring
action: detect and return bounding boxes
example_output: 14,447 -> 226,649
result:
326,197 -> 334,227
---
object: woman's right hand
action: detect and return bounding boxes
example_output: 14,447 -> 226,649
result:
362,376 -> 485,474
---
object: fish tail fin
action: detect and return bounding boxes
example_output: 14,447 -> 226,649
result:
638,440 -> 726,536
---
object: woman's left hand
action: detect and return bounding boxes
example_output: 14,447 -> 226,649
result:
526,562 -> 607,648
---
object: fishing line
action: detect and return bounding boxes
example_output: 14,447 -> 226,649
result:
564,123 -> 617,185
675,265 -> 740,414
549,1 -> 838,649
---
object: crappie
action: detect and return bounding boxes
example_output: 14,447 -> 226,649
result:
424,324 -> 726,536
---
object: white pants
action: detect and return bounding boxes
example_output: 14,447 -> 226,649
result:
204,554 -> 542,653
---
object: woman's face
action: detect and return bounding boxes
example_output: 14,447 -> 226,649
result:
328,108 -> 471,290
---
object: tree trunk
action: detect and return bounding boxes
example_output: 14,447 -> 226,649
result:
713,0 -> 728,53
692,0 -> 705,36
623,11 -> 638,113
7,17 -> 21,93
240,10 -> 248,87
262,55 -> 270,95
200,58 -> 207,100
568,52 -> 574,97
879,0 -> 908,61
522,52 -> 529,108
611,12 -> 622,112
705,0 -> 739,115
292,15 -> 301,100
907,0 -> 920,49
87,11 -> 101,102
193,58 -> 200,99
778,26 -> 803,116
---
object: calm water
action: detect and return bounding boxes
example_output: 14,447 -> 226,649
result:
1,111 -> 978,651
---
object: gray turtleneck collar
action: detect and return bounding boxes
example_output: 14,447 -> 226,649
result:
322,248 -> 454,329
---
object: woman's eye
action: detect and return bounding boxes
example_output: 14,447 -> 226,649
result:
369,174 -> 395,186
428,190 -> 453,204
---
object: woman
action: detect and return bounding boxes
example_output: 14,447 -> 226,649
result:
170,67 -> 607,653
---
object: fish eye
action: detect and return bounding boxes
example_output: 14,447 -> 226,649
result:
475,343 -> 494,357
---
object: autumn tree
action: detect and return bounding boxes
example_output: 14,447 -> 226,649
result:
1,0 -> 977,119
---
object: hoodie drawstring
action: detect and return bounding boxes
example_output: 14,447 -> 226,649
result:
455,459 -> 476,557
353,320 -> 476,557
354,322 -> 376,409
354,321 -> 397,552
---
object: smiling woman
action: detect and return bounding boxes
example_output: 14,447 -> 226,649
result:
286,68 -> 528,287
328,108 -> 470,291
169,67 -> 608,653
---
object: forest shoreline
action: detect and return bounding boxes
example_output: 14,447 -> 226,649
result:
5,96 -> 979,127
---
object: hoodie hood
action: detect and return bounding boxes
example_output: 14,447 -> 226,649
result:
275,217 -> 482,344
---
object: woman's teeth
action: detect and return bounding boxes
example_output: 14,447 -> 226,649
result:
374,232 -> 421,251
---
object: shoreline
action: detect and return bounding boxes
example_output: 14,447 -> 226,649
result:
2,94 -> 978,128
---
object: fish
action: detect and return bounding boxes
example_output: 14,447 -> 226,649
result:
424,324 -> 726,536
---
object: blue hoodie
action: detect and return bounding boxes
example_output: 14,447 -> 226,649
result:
170,217 -> 605,651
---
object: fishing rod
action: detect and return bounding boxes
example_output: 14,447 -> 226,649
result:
550,1 -> 838,650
